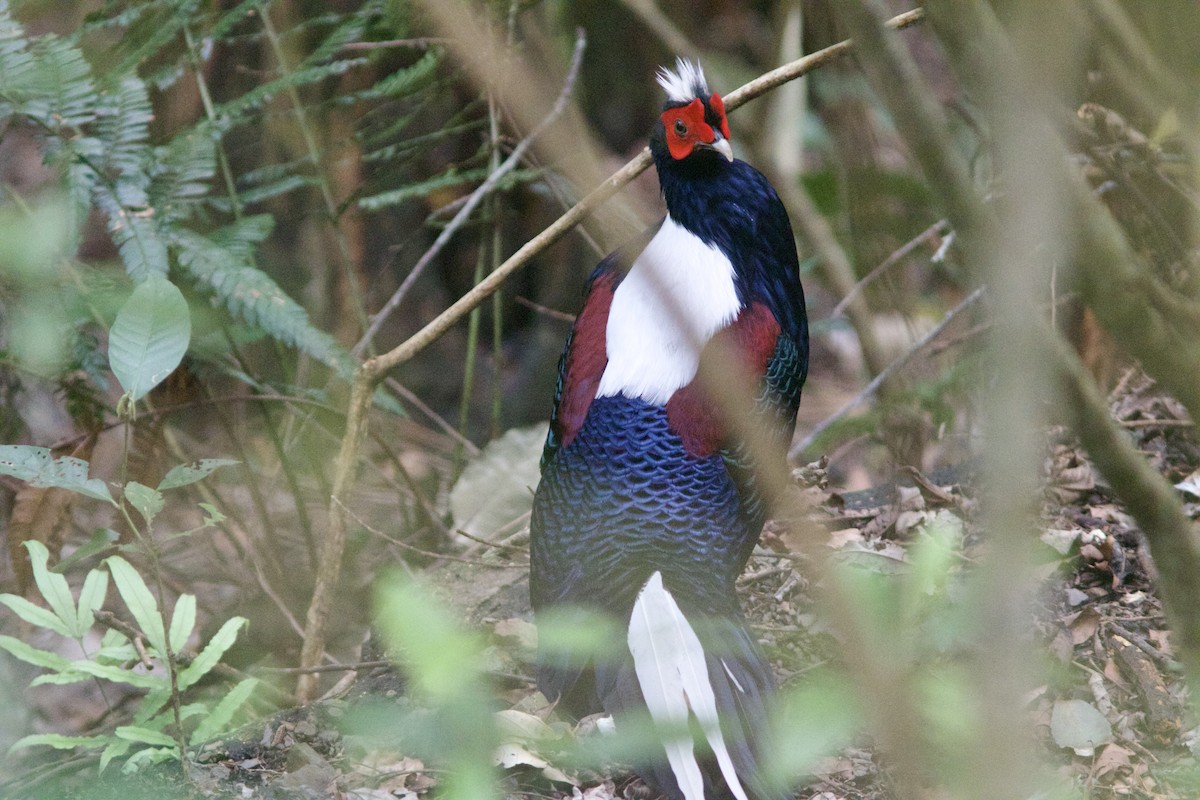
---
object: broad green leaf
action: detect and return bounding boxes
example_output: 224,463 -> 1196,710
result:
121,745 -> 175,775
96,628 -> 136,663
0,593 -> 73,637
115,725 -> 177,747
100,739 -> 133,773
108,274 -> 191,402
9,733 -> 108,752
76,568 -> 109,632
53,528 -> 120,573
168,594 -> 196,653
24,541 -> 81,637
0,634 -> 74,671
31,670 -> 93,686
123,481 -> 164,527
157,458 -> 239,490
177,616 -> 246,690
132,687 -> 172,726
71,659 -> 169,691
105,556 -> 168,656
198,502 -> 226,525
0,445 -> 113,503
190,677 -> 259,744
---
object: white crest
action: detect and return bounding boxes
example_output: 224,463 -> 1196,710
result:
656,57 -> 710,103
596,216 -> 740,405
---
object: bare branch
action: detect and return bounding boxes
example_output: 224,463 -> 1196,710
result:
790,286 -> 985,459
353,30 -> 588,357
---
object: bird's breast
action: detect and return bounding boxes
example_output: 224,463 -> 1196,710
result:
596,215 -> 741,406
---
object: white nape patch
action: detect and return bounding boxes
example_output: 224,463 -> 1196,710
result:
628,572 -> 751,800
657,57 -> 710,103
597,217 -> 740,405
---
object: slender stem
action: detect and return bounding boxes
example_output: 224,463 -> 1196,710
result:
258,3 -> 370,339
353,30 -> 589,356
790,286 -> 985,458
182,23 -> 242,220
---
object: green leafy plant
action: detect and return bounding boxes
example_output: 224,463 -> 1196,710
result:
0,268 -> 249,772
0,539 -> 253,774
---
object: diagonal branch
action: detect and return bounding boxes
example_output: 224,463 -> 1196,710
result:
353,30 -> 588,357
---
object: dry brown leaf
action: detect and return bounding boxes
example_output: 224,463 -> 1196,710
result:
1092,743 -> 1134,778
1068,608 -> 1102,646
7,485 -> 74,594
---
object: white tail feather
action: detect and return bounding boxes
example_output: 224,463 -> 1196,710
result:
628,572 -> 750,800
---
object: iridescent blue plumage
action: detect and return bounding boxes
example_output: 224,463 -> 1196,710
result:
530,59 -> 807,800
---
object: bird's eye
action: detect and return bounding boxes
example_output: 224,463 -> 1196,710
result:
673,119 -> 688,137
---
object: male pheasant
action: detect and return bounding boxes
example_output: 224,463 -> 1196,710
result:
530,59 -> 808,800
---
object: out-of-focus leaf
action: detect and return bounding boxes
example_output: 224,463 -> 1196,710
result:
0,634 -> 74,670
0,445 -> 113,503
123,481 -> 164,527
115,726 -> 177,747
177,616 -> 247,690
449,424 -> 545,541
168,594 -> 196,653
9,733 -> 109,752
108,274 -> 191,403
190,677 -> 259,745
157,459 -> 239,491
53,528 -> 120,574
1050,699 -> 1112,756
76,568 -> 108,632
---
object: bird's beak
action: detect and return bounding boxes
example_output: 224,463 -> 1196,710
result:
709,134 -> 734,162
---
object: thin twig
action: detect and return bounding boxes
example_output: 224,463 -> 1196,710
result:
831,218 -> 949,318
384,377 -> 481,456
344,499 -> 527,568
261,659 -> 393,674
790,286 -> 985,459
353,29 -> 588,356
513,294 -> 576,323
339,38 -> 449,51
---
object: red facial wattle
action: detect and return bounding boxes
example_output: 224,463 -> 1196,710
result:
662,97 -> 726,161
709,92 -> 731,139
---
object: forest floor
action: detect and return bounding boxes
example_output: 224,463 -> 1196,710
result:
9,369 -> 1200,800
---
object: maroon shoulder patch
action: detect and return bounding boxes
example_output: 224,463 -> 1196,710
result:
555,272 -> 616,449
666,302 -> 781,457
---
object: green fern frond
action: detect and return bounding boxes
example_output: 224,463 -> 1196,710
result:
207,58 -> 368,132
96,195 -> 169,280
359,166 -> 543,212
361,119 -> 485,164
358,166 -> 490,212
173,223 -> 350,374
302,3 -> 377,66
360,48 -> 441,100
237,175 -> 322,206
96,75 -> 154,181
0,34 -> 97,130
105,1 -> 197,82
149,131 -> 217,224
206,0 -> 260,42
